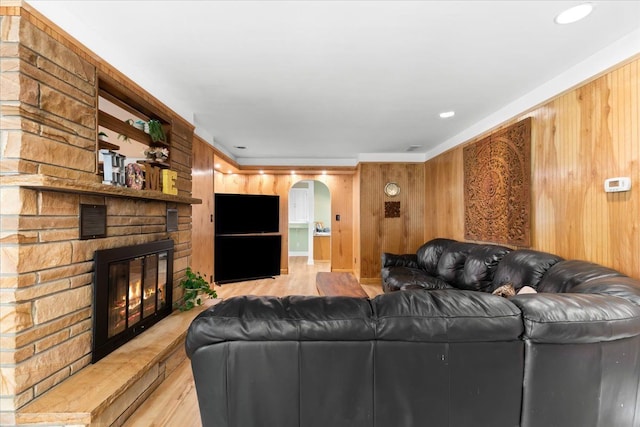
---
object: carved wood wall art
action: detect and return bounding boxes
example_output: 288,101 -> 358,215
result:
385,201 -> 401,218
464,117 -> 531,246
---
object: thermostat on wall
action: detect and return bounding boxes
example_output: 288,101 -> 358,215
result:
604,177 -> 631,193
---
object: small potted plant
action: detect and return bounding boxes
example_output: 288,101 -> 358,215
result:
98,131 -> 109,142
176,267 -> 217,311
147,119 -> 167,143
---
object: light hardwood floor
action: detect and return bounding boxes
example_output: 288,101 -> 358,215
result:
123,257 -> 382,426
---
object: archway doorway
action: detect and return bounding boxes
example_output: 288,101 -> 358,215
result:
288,180 -> 331,267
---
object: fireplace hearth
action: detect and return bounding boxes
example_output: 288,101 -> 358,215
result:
93,240 -> 174,362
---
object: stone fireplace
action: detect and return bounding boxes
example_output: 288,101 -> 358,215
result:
92,239 -> 174,362
0,5 -> 200,425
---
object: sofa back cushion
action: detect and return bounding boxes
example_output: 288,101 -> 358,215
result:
509,293 -> 640,343
373,289 -> 523,342
460,244 -> 512,291
436,242 -> 475,284
186,295 -> 375,357
536,260 -> 624,293
416,238 -> 457,275
491,249 -> 563,292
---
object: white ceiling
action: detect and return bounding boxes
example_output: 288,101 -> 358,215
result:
26,1 -> 640,166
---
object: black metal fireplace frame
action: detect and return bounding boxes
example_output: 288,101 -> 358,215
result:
92,239 -> 174,363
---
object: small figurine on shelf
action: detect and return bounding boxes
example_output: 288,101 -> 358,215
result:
125,163 -> 144,190
143,147 -> 169,162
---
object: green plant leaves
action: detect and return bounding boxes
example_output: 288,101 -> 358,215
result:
175,267 -> 217,311
147,119 -> 166,143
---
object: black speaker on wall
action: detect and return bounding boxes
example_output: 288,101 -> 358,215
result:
166,209 -> 178,232
80,204 -> 106,239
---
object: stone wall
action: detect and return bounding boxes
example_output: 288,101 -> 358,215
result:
0,7 -> 194,425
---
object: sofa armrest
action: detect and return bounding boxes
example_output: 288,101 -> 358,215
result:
569,276 -> 640,306
509,293 -> 640,343
381,252 -> 419,268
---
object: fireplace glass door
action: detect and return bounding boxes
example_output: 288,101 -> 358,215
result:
93,240 -> 174,362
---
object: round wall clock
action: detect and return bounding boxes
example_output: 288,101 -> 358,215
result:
384,182 -> 400,197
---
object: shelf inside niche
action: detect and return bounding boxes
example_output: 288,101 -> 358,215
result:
137,160 -> 170,169
98,111 -> 170,148
98,140 -> 120,151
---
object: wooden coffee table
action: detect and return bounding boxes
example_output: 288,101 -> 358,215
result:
316,272 -> 368,297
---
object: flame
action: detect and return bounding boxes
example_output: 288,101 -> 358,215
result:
128,280 -> 141,311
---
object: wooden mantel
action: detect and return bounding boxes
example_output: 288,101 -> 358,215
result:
0,174 -> 202,204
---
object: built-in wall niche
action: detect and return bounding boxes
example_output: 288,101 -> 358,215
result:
98,96 -> 150,162
97,76 -> 171,181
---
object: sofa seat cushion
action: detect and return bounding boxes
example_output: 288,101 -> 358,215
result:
510,293 -> 640,343
373,290 -> 522,342
186,295 -> 375,357
382,266 -> 452,292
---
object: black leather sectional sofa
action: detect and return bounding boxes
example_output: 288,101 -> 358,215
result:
186,238 -> 640,427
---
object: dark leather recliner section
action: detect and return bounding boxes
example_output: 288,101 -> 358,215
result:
188,239 -> 640,427
510,292 -> 640,427
187,292 -> 526,427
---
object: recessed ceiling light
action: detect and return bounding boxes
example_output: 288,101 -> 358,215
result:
259,170 -> 264,175
439,111 -> 455,118
555,3 -> 593,24
214,163 -> 221,169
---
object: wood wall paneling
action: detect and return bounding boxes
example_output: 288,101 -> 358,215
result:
424,148 -> 465,243
359,163 -> 425,281
352,165 -> 362,280
425,57 -> 640,279
329,174 -> 354,272
192,136 -> 215,282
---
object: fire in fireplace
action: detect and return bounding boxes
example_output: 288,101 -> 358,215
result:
92,240 -> 174,362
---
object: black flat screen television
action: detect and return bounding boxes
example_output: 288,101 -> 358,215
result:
215,234 -> 281,284
215,193 -> 280,235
